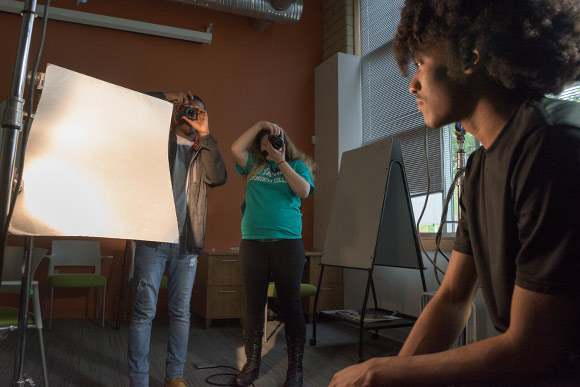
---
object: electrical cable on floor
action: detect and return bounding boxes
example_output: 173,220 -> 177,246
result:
192,363 -> 255,386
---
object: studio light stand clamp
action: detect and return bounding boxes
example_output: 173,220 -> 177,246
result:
27,71 -> 45,91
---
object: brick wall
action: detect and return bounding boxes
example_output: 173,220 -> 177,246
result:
323,0 -> 358,60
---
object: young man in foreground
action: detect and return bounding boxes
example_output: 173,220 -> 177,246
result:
331,1 -> 580,385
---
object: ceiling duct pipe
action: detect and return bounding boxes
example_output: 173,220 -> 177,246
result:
171,0 -> 303,31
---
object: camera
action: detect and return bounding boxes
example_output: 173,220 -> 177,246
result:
176,105 -> 197,120
268,135 -> 284,150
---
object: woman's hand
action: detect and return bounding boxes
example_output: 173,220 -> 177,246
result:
259,121 -> 284,137
259,121 -> 285,163
264,140 -> 285,165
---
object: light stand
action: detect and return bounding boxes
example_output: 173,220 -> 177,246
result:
1,0 -> 37,264
0,1 -> 42,386
454,123 -> 466,221
454,122 -> 467,346
12,236 -> 36,386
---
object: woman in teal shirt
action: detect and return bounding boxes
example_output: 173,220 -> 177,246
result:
231,121 -> 315,387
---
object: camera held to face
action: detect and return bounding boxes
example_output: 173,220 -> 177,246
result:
176,105 -> 197,121
268,135 -> 284,150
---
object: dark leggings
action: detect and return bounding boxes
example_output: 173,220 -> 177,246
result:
239,239 -> 306,339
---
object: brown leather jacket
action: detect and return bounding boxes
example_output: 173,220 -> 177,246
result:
168,130 -> 227,254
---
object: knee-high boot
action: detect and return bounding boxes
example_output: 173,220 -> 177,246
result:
231,331 -> 262,387
283,335 -> 304,387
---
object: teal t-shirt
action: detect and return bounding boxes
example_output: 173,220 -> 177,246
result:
236,152 -> 314,240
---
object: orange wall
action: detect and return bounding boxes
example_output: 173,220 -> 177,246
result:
0,0 -> 322,319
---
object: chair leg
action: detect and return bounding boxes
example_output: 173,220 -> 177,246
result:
95,288 -> 99,324
37,328 -> 49,387
49,286 -> 54,331
264,301 -> 268,343
44,283 -> 49,326
102,285 -> 106,328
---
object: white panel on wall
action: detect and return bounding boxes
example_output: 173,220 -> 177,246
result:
314,53 -> 362,251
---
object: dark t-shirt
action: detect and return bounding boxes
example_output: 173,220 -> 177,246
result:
453,98 -> 580,335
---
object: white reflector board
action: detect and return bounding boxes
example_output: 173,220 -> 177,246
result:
9,64 -> 179,242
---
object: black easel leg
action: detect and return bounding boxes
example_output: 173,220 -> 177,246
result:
370,276 -> 379,338
370,276 -> 378,308
358,269 -> 373,362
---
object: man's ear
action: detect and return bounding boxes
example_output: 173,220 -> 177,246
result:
464,49 -> 481,75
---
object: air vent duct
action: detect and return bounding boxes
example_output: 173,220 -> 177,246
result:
171,0 -> 303,27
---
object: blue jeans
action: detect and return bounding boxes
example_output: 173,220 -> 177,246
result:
128,241 -> 198,387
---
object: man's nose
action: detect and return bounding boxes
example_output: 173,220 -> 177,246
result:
409,73 -> 420,94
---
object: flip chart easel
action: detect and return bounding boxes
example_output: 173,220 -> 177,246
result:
310,137 -> 427,361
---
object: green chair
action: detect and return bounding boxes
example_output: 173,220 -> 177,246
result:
45,240 -> 112,330
264,282 -> 317,342
124,241 -> 168,322
1,246 -> 49,386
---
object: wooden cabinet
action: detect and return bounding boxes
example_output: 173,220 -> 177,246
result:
192,251 -> 343,328
192,252 -> 244,328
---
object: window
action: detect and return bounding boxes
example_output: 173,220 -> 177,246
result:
550,84 -> 580,102
360,0 -> 444,232
359,0 -> 580,233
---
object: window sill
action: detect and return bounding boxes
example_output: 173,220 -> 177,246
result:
418,233 -> 455,251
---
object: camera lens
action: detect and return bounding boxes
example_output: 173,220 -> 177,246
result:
269,135 -> 284,150
177,105 -> 197,120
185,107 -> 197,120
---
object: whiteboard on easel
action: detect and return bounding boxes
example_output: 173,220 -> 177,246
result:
322,138 -> 394,269
322,137 -> 422,270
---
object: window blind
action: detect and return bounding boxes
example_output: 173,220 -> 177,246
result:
554,83 -> 580,101
360,0 -> 443,195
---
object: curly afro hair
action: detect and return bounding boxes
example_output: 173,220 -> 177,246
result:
394,0 -> 580,99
